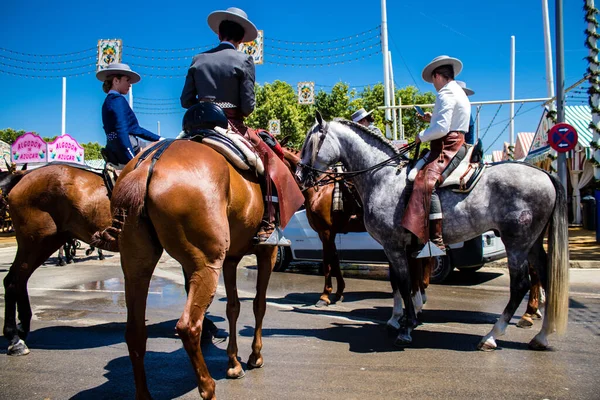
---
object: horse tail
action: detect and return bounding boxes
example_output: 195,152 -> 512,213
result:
90,168 -> 148,252
546,174 -> 569,335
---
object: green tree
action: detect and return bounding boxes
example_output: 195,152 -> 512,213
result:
358,83 -> 386,133
0,128 -> 37,145
43,135 -> 59,143
395,86 -> 436,140
246,80 -> 307,148
81,142 -> 103,160
244,81 -> 436,149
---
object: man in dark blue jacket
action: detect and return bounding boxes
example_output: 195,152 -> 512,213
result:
97,63 -> 161,165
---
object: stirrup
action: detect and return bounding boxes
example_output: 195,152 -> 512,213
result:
415,240 -> 446,258
256,227 -> 291,247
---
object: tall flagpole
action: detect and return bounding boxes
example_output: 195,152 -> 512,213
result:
381,0 -> 391,138
509,36 -> 516,149
542,0 -> 555,106
388,51 -> 398,140
555,0 -> 568,191
62,77 -> 66,135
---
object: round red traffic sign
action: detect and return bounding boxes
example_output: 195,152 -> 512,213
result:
548,123 -> 578,153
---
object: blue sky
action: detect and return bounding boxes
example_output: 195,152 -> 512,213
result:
0,0 -> 589,155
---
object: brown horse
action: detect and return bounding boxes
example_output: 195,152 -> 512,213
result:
92,140 -> 280,400
281,147 -> 365,306
2,163 -> 113,356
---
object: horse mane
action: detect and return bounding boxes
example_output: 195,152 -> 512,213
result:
333,118 -> 400,155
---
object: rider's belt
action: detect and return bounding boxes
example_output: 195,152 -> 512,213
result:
199,98 -> 237,109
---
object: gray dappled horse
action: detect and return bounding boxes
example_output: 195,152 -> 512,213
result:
296,112 -> 569,350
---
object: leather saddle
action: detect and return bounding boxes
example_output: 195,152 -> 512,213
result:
179,102 -> 265,174
440,140 -> 486,193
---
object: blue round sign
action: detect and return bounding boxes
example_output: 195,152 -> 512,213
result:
548,123 -> 578,153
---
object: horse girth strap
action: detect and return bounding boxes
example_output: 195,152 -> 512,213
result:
129,139 -> 176,217
134,139 -> 175,169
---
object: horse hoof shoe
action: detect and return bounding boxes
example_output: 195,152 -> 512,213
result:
528,338 -> 548,351
516,317 -> 534,329
226,368 -> 246,379
394,334 -> 412,347
7,339 -> 30,356
477,339 -> 497,352
247,360 -> 264,370
386,320 -> 401,331
315,299 -> 330,308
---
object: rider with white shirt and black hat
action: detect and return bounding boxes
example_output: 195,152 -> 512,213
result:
402,55 -> 471,254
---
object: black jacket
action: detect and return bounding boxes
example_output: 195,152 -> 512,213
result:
180,43 -> 256,117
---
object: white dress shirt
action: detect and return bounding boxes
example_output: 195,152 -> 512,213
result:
418,80 -> 471,143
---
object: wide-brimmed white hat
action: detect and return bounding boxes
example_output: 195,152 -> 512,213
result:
421,55 -> 463,83
95,63 -> 141,84
456,80 -> 475,96
351,108 -> 374,122
208,7 -> 258,43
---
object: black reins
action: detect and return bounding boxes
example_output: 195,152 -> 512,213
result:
298,121 -> 418,188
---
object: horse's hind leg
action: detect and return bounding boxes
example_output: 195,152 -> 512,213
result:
223,256 -> 244,379
248,246 -> 277,370
517,261 -> 544,329
120,219 -> 163,400
478,247 -> 531,351
4,233 -> 67,355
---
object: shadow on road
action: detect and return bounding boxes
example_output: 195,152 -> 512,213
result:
238,313 -> 525,354
438,270 -> 503,286
69,339 -> 230,400
0,314 -> 226,353
232,290 -> 393,307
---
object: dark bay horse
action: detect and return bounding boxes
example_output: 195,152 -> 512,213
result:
92,140 -> 278,400
281,147 -> 364,306
297,115 -> 569,350
2,163 -> 113,356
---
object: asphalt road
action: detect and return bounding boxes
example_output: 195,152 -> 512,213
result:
0,245 -> 598,400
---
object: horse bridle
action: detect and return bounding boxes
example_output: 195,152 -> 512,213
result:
298,122 -> 417,189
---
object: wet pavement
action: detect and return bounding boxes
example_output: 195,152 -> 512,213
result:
0,245 -> 599,400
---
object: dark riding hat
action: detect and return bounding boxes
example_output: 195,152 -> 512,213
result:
182,102 -> 229,133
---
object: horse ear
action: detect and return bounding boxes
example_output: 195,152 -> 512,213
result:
315,111 -> 324,127
21,163 -> 28,171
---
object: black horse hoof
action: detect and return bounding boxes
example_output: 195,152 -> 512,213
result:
7,339 -> 30,356
58,259 -> 66,267
98,254 -> 105,260
394,332 -> 412,347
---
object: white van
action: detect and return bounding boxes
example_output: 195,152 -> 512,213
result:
276,210 -> 506,283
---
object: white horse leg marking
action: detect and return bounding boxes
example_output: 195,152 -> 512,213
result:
478,318 -> 509,351
387,289 -> 404,330
413,290 -> 423,314
421,290 -> 428,305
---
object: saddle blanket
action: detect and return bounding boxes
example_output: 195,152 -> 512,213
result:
178,127 -> 265,175
408,144 -> 485,193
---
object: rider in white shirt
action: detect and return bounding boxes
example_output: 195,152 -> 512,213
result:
402,55 -> 471,253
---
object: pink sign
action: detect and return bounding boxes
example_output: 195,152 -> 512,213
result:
48,134 -> 85,164
11,132 -> 48,164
